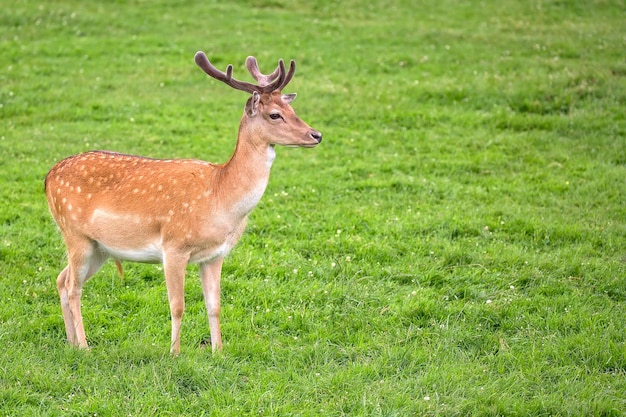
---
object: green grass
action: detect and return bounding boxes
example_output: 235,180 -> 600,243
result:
1,0 -> 625,415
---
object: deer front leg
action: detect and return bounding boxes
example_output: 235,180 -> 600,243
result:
164,253 -> 188,355
200,258 -> 224,352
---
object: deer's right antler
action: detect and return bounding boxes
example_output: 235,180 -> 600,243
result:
245,56 -> 295,91
194,52 -> 294,94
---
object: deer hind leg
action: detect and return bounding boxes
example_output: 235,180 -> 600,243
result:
56,265 -> 77,345
200,258 -> 224,352
58,241 -> 108,348
163,252 -> 188,356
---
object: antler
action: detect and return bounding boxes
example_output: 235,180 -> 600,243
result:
194,51 -> 295,94
245,56 -> 296,91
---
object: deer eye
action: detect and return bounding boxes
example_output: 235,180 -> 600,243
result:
269,113 -> 282,120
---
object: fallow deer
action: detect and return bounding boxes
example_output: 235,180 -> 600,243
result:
45,52 -> 322,354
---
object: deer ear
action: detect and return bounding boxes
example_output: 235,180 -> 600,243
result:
245,91 -> 261,116
282,93 -> 297,104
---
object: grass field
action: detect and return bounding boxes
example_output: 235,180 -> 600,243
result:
1,0 -> 625,415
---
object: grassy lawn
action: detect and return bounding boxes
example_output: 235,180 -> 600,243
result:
1,0 -> 625,415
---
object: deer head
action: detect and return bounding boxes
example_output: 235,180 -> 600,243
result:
194,52 -> 322,148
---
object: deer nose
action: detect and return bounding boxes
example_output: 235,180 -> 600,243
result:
310,130 -> 322,143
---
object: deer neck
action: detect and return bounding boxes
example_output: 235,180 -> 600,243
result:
217,120 -> 275,216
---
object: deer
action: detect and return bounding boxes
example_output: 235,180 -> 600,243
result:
44,51 -> 322,355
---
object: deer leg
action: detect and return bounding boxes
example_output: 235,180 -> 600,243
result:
163,253 -> 188,356
66,273 -> 87,349
200,258 -> 224,352
56,265 -> 77,344
61,243 -> 108,348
